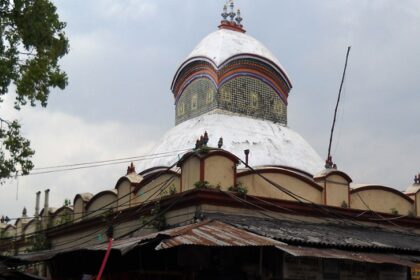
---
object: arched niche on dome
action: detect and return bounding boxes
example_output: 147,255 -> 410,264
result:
175,77 -> 218,125
218,75 -> 287,124
178,149 -> 239,192
237,167 -> 323,203
132,169 -> 180,205
51,206 -> 73,226
85,190 -> 117,219
350,185 -> 414,215
73,193 -> 93,222
314,169 -> 352,208
174,64 -> 288,125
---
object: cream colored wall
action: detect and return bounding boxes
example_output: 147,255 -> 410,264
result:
86,193 -> 117,218
51,227 -> 103,250
204,156 -> 235,190
238,173 -> 322,203
181,157 -> 200,191
73,198 -> 84,222
3,227 -> 16,238
16,220 -> 23,237
415,191 -> 420,217
23,221 -> 37,237
350,189 -> 413,215
322,175 -> 350,207
117,180 -> 133,211
52,209 -> 73,226
134,174 -> 180,204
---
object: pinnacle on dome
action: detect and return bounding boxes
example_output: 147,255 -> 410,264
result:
219,1 -> 245,33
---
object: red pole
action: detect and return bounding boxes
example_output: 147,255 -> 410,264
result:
97,238 -> 113,280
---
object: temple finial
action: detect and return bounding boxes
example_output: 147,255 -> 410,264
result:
235,9 -> 243,25
229,1 -> 236,22
221,4 -> 228,21
126,162 -> 136,174
219,1 -> 245,33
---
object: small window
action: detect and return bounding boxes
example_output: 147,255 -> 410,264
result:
273,99 -> 284,115
177,102 -> 185,116
191,94 -> 198,110
250,92 -> 259,109
220,88 -> 231,102
206,90 -> 214,104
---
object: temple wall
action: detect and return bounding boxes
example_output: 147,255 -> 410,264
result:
204,156 -> 235,190
350,188 -> 413,215
134,174 -> 180,204
181,157 -> 201,191
238,172 -> 322,203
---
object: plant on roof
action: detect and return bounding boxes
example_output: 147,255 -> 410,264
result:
169,185 -> 177,195
229,183 -> 248,197
160,184 -> 177,197
341,200 -> 348,208
63,198 -> 71,207
390,208 -> 399,215
140,201 -> 167,230
57,210 -> 72,225
28,232 -> 50,252
194,180 -> 211,189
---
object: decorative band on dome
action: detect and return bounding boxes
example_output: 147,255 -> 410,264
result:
172,57 -> 291,104
174,71 -> 288,106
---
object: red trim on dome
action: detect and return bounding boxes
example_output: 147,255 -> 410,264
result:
172,54 -> 292,93
173,60 -> 290,104
219,20 -> 246,33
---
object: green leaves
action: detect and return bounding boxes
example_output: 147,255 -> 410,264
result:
1,0 -> 69,109
0,120 -> 34,180
0,0 -> 68,181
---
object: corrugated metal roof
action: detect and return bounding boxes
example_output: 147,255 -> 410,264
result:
6,217 -> 420,268
208,213 -> 420,252
155,220 -> 286,250
276,244 -> 418,267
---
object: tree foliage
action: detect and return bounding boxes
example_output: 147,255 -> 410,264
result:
0,0 -> 69,181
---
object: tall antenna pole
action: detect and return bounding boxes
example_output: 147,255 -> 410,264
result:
326,46 -> 351,168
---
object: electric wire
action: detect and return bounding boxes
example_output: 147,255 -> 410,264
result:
36,172 -> 183,251
237,157 -> 396,229
30,149 -> 190,171
0,153 -> 189,243
0,170 -> 178,245
19,150 -> 189,176
0,170 -> 179,251
21,155 -> 185,250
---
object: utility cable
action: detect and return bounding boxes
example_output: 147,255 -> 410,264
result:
0,154 -> 188,243
30,149 -> 189,171
19,150 -> 189,176
8,157 -> 184,251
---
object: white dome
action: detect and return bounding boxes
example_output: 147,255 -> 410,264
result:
405,184 -> 420,194
186,29 -> 288,75
140,113 -> 324,175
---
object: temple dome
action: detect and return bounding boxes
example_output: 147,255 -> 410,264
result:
142,4 -> 324,176
188,29 -> 281,67
141,113 -> 324,175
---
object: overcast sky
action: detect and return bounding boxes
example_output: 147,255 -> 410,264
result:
1,0 -> 419,219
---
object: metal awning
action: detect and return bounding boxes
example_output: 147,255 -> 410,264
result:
276,244 -> 419,267
5,219 -> 420,268
155,220 -> 287,249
